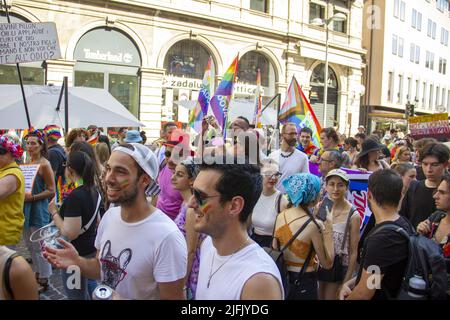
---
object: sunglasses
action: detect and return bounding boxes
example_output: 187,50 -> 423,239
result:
261,171 -> 282,179
0,148 -> 8,155
192,188 -> 220,206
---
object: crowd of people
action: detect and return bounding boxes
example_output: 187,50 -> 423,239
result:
0,117 -> 449,301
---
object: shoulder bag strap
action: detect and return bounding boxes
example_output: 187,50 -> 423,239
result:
276,193 -> 282,214
3,253 -> 19,300
267,193 -> 283,242
340,206 -> 357,254
294,218 -> 322,284
280,218 -> 313,253
79,192 -> 102,235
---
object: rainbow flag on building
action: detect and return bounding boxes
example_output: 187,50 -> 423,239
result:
189,57 -> 214,132
209,55 -> 239,133
252,69 -> 263,128
278,77 -> 321,148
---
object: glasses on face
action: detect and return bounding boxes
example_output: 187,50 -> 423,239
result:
261,171 -> 282,179
192,188 -> 221,206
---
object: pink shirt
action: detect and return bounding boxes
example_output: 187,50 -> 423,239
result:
156,165 -> 183,220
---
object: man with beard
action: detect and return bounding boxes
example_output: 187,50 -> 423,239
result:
269,123 -> 309,193
44,143 -> 187,300
190,156 -> 283,299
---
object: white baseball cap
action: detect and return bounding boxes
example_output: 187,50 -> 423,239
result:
114,143 -> 159,181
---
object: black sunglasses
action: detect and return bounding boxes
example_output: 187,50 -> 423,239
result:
192,188 -> 220,207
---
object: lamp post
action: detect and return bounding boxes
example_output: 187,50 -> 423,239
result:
311,11 -> 347,127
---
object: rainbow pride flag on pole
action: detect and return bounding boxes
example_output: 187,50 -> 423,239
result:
278,77 -> 321,148
189,57 -> 214,132
252,69 -> 262,128
209,55 -> 239,133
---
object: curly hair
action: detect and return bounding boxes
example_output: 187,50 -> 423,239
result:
65,128 -> 88,150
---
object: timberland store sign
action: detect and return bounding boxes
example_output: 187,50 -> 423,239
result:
82,49 -> 133,64
163,76 -> 265,95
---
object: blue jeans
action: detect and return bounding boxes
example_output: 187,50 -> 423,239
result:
60,252 -> 97,300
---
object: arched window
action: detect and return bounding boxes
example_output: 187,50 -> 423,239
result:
163,40 -> 211,79
0,13 -> 45,85
309,64 -> 339,127
237,51 -> 271,87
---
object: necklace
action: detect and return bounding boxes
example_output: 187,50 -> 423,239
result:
280,149 -> 294,158
207,237 -> 250,288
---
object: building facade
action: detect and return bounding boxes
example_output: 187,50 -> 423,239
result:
362,0 -> 450,132
1,0 -> 365,140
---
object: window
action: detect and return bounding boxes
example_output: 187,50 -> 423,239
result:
429,85 -> 434,109
392,35 -> 398,55
388,72 -> 393,102
394,0 -> 399,18
412,9 -> 417,28
333,10 -> 347,33
437,0 -> 448,12
442,88 -> 446,108
439,58 -> 447,74
415,79 -> 420,100
417,12 -> 422,31
432,22 -> 436,39
400,1 -> 406,21
309,2 -> 325,23
415,46 -> 420,64
250,0 -> 269,13
436,86 -> 440,107
398,75 -> 403,104
398,37 -> 404,57
448,90 -> 450,110
407,77 -> 412,101
410,43 -> 415,62
426,51 -> 435,69
430,52 -> 435,70
422,82 -> 427,108
428,19 -> 432,37
441,28 -> 449,46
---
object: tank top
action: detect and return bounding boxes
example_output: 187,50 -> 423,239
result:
0,246 -> 17,300
0,162 -> 25,245
252,191 -> 281,235
196,237 -> 284,300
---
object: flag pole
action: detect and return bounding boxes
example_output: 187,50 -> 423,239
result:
2,0 -> 32,129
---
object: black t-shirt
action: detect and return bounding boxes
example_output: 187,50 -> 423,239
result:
357,216 -> 413,300
399,180 -> 436,228
59,186 -> 99,256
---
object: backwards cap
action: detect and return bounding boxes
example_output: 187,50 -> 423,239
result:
114,143 -> 158,181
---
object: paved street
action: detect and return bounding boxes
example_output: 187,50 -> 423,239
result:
16,239 -> 67,300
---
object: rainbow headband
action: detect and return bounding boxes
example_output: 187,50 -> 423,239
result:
0,136 -> 24,159
25,128 -> 45,144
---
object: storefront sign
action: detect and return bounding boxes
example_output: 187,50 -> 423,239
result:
163,76 -> 266,95
83,49 -> 133,64
408,113 -> 450,139
0,22 -> 61,64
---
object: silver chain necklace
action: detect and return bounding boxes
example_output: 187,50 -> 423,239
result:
207,237 -> 250,289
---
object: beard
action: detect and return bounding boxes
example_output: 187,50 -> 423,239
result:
286,138 -> 297,147
107,183 -> 139,206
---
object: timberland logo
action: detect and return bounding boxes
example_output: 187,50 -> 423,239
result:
83,49 -> 133,64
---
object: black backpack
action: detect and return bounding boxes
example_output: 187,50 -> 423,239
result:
369,223 -> 447,300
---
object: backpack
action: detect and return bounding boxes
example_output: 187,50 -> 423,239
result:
368,223 -> 447,300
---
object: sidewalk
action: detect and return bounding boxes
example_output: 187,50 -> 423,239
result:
16,239 -> 67,300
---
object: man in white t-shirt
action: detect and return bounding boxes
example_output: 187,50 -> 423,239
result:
188,155 -> 283,300
268,122 -> 309,193
44,143 -> 187,300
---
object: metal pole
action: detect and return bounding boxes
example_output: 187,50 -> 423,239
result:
64,77 -> 68,133
323,20 -> 329,128
2,0 -> 32,129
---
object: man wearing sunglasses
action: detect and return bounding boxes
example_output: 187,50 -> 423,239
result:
44,143 -> 187,300
0,135 -> 25,247
189,156 -> 283,300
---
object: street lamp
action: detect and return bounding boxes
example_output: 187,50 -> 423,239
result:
311,11 -> 347,127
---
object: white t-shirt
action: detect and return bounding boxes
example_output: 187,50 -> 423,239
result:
196,237 -> 284,300
94,207 -> 187,300
252,191 -> 282,236
268,149 -> 309,193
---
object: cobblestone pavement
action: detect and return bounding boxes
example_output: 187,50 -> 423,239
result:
16,239 -> 67,300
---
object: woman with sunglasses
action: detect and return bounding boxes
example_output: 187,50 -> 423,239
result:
23,130 -> 55,293
250,160 -> 288,247
171,158 -> 205,299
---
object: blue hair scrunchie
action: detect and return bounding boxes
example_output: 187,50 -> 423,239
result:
282,173 -> 321,207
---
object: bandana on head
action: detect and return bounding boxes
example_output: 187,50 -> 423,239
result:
44,125 -> 62,142
0,135 -> 24,159
282,173 -> 321,207
181,157 -> 199,179
25,128 -> 45,144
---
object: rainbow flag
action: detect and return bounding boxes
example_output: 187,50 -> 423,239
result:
189,57 -> 214,132
209,55 -> 239,133
252,69 -> 263,128
87,131 -> 99,146
278,77 -> 321,148
55,175 -> 63,206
